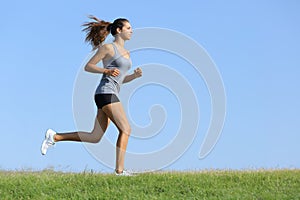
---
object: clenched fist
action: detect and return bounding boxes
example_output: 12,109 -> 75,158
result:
104,68 -> 120,77
134,67 -> 142,78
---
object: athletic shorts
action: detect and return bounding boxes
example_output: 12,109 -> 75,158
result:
94,94 -> 120,109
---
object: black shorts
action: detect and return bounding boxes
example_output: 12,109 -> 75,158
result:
94,94 -> 120,109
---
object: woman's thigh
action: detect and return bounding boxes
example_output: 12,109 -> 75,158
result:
101,102 -> 131,134
93,108 -> 110,133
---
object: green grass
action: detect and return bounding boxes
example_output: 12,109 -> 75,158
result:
0,170 -> 299,199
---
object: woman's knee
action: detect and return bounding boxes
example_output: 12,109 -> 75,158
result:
120,124 -> 131,136
92,135 -> 102,143
89,130 -> 103,143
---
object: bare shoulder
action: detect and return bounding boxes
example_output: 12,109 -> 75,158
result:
98,43 -> 114,55
91,44 -> 114,61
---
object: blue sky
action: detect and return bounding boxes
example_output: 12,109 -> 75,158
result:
0,0 -> 299,172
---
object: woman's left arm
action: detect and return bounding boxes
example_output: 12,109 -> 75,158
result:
123,68 -> 142,83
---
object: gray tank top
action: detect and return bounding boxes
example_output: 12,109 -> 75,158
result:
95,43 -> 132,96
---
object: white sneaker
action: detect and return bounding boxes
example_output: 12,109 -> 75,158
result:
41,129 -> 56,155
115,170 -> 133,176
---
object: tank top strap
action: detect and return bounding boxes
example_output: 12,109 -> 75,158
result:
111,43 -> 119,57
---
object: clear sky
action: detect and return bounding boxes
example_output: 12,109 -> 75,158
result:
0,0 -> 299,172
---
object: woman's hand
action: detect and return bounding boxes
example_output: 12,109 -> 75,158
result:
104,68 -> 120,77
134,67 -> 142,78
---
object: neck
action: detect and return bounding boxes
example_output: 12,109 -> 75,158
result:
114,36 -> 125,47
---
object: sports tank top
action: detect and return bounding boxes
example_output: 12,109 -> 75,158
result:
95,43 -> 132,96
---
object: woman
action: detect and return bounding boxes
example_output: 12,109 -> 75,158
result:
41,16 -> 142,176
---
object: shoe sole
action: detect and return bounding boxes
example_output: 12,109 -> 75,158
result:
41,130 -> 51,155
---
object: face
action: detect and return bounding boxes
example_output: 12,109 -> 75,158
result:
118,21 -> 133,40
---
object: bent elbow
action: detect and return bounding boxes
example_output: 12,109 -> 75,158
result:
84,64 -> 90,72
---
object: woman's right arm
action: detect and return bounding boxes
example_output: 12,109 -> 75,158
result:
84,45 -> 108,73
85,44 -> 120,76
84,44 -> 109,73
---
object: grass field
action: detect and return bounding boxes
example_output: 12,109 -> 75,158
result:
0,169 -> 299,199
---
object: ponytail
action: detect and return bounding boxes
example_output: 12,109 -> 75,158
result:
82,15 -> 130,49
82,15 -> 111,48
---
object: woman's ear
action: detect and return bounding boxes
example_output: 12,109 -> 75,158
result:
116,27 -> 121,34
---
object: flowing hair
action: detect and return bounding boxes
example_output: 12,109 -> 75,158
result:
82,15 -> 111,49
82,15 -> 129,49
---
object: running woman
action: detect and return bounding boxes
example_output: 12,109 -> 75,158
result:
41,16 -> 142,176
